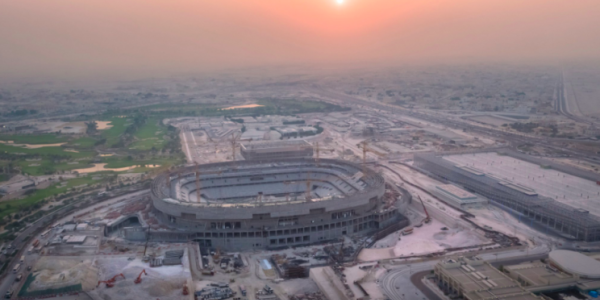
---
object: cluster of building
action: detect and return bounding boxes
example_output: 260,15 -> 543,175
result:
434,250 -> 600,300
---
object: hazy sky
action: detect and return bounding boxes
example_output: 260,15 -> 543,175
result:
1,0 -> 599,80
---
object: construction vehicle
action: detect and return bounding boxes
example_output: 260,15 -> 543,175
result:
417,195 -> 431,224
182,284 -> 189,295
134,269 -> 147,284
97,273 -> 125,288
97,280 -> 115,288
213,248 -> 221,264
201,269 -> 215,276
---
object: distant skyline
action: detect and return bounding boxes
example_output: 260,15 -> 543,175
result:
1,0 -> 599,80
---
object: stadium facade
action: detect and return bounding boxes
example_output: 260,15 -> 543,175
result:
414,152 -> 600,242
141,158 -> 405,250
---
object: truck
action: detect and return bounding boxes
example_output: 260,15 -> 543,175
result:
13,263 -> 21,273
239,285 -> 247,296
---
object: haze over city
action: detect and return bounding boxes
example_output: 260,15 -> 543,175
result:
2,0 -> 600,80
1,1 -> 600,300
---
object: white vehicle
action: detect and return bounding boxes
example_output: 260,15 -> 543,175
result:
19,256 -> 24,263
13,263 -> 21,273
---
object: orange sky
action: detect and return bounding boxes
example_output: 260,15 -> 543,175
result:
1,0 -> 599,79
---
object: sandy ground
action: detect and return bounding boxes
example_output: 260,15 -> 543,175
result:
222,104 -> 263,110
28,257 -> 97,292
92,253 -> 191,300
73,163 -> 159,174
96,121 -> 113,130
358,218 -> 485,261
0,140 -> 66,148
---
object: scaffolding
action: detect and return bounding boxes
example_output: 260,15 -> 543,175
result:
414,152 -> 600,241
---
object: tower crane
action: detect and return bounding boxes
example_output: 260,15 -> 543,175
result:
314,142 -> 335,165
357,141 -> 387,173
305,171 -> 312,202
229,132 -> 241,163
195,162 -> 201,203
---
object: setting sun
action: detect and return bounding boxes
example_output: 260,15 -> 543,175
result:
336,0 -> 344,5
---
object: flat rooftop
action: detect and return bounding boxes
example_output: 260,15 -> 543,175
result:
437,257 -> 538,300
549,250 -> 600,279
445,152 -> 600,217
436,184 -> 477,200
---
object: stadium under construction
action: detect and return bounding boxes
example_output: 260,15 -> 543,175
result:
132,158 -> 406,251
414,151 -> 600,242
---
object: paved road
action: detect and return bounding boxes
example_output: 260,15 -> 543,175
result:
0,189 -> 149,299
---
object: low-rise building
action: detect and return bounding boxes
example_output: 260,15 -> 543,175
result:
432,184 -> 487,208
240,140 -> 313,160
433,256 -> 539,300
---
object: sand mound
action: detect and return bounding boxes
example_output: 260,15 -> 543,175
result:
29,258 -> 92,291
147,278 -> 184,297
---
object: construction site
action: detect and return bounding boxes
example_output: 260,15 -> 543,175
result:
11,105 -> 600,300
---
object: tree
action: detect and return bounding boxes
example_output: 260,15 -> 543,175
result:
86,121 -> 98,134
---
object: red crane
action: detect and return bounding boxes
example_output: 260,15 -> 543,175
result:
418,195 -> 431,224
134,269 -> 147,284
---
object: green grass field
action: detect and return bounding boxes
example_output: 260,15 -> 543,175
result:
68,137 -> 97,149
15,159 -> 95,176
129,117 -> 167,151
0,176 -> 104,219
101,117 -> 130,147
0,143 -> 94,158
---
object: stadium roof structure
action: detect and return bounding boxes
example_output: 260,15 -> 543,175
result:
549,250 -> 600,279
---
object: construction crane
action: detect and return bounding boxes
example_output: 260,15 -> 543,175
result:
195,162 -> 201,202
305,171 -> 312,202
357,141 -> 387,173
134,269 -> 147,284
417,195 -> 431,224
314,142 -> 335,165
229,132 -> 241,162
193,168 -> 224,205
